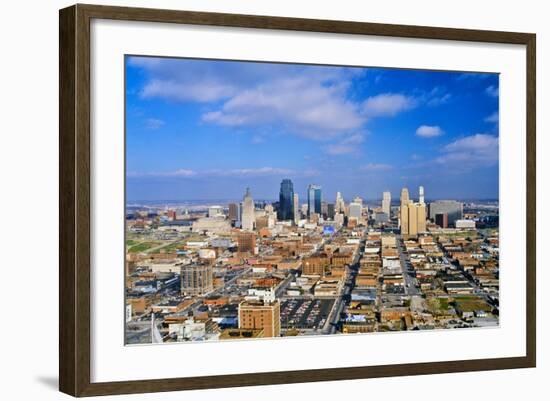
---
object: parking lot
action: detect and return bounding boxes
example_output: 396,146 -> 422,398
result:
280,299 -> 334,330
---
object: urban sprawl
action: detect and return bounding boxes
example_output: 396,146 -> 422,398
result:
125,181 -> 499,344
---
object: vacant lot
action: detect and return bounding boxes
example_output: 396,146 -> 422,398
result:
453,296 -> 492,312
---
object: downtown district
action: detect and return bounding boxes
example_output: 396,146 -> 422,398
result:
125,180 -> 499,344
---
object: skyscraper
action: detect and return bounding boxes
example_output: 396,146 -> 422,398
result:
278,179 -> 294,221
327,203 -> 335,219
241,187 -> 255,231
349,202 -> 362,220
400,188 -> 410,235
419,186 -> 425,204
382,191 -> 391,216
400,187 -> 427,237
307,184 -> 322,216
435,213 -> 448,228
335,191 -> 345,213
228,203 -> 240,222
293,193 -> 300,224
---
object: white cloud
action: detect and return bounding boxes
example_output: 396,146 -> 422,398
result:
484,111 -> 499,123
362,93 -> 417,117
436,134 -> 498,167
203,76 -> 365,140
485,85 -> 499,97
360,163 -> 393,171
416,125 -> 444,138
145,118 -> 165,130
323,132 -> 365,155
141,79 -> 235,103
424,87 -> 452,106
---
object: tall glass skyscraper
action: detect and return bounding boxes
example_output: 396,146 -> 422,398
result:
278,179 -> 294,221
307,184 -> 322,216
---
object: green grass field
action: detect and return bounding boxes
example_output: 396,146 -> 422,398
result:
126,239 -> 139,247
127,241 -> 161,253
150,241 -> 185,254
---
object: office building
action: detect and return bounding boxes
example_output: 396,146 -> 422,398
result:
308,184 -> 322,216
236,231 -> 256,254
278,179 -> 294,221
382,191 -> 391,216
335,191 -> 345,213
401,202 -> 427,236
419,186 -> 425,204
181,263 -> 213,296
400,187 -> 427,237
327,203 -> 335,219
435,212 -> 448,228
228,203 -> 240,222
293,193 -> 300,224
238,300 -> 281,338
321,201 -> 328,218
429,200 -> 463,226
242,187 -> 255,231
349,201 -> 362,220
400,188 -> 410,234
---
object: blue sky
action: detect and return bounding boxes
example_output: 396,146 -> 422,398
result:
126,56 -> 499,202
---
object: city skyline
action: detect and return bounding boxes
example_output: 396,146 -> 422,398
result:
126,56 -> 499,201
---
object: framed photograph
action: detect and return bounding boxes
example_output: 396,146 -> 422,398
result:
59,4 -> 536,397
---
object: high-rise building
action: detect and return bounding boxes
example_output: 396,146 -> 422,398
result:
307,185 -> 322,216
236,231 -> 256,254
429,200 -> 463,226
400,188 -> 410,205
277,178 -> 294,220
408,203 -> 418,236
399,187 -> 432,236
335,191 -> 345,213
228,203 -> 240,222
293,193 -> 300,224
181,264 -> 213,296
419,186 -> 425,204
241,187 -> 255,231
238,300 -> 281,338
435,212 -> 448,228
321,201 -> 328,218
349,202 -> 362,220
401,202 -> 427,237
400,188 -> 410,234
353,196 -> 363,207
382,191 -> 391,216
417,204 -> 427,233
327,203 -> 335,219
400,187 -> 427,236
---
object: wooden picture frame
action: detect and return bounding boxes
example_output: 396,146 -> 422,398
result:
59,3 -> 536,397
